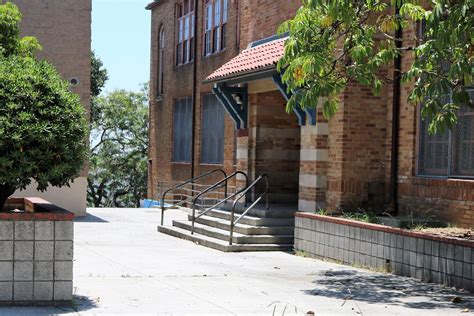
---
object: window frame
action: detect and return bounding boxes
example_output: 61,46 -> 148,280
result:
416,88 -> 474,179
157,26 -> 165,98
203,0 -> 228,57
172,97 -> 193,163
176,0 -> 195,66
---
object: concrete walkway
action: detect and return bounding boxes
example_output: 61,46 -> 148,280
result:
1,207 -> 473,315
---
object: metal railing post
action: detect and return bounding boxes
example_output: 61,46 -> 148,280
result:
161,196 -> 165,225
229,209 -> 235,245
159,168 -> 227,226
191,203 -> 196,234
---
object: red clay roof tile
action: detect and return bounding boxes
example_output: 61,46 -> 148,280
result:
205,37 -> 287,82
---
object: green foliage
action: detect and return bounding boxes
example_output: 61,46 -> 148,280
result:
341,209 -> 378,223
90,51 -> 109,124
91,51 -> 109,99
0,2 -> 41,58
0,2 -> 87,210
88,87 -> 149,208
278,0 -> 473,133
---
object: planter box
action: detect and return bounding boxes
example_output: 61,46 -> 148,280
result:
295,212 -> 474,292
0,197 -> 74,306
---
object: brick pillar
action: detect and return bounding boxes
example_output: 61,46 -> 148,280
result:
298,105 -> 329,212
326,83 -> 389,212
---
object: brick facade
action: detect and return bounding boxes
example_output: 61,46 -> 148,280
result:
147,0 -> 302,200
148,1 -> 474,228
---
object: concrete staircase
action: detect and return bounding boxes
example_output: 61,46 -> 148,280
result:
157,204 -> 296,252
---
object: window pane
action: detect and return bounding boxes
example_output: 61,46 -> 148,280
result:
452,89 -> 474,176
184,16 -> 190,40
201,94 -> 225,163
178,19 -> 183,43
213,26 -> 221,52
221,23 -> 226,49
418,100 -> 450,176
223,0 -> 228,23
173,98 -> 192,162
206,4 -> 212,30
214,0 -> 220,27
176,43 -> 182,65
183,40 -> 188,63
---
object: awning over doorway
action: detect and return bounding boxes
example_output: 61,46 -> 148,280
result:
205,36 -> 286,83
205,35 -> 316,127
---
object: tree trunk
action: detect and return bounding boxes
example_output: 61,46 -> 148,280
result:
0,184 -> 16,211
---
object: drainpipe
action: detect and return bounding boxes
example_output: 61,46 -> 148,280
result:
191,0 -> 199,179
390,3 -> 402,215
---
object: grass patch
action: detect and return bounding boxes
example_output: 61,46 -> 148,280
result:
340,209 -> 378,224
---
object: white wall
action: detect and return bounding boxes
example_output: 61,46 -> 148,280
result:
13,177 -> 88,216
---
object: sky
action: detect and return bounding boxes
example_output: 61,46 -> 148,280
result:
92,0 -> 151,94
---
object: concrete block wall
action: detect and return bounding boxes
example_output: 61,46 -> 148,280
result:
0,203 -> 74,306
295,213 -> 474,292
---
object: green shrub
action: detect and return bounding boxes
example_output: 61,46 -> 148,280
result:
0,2 -> 87,210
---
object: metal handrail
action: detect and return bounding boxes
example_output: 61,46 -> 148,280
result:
160,169 -> 227,225
191,171 -> 249,234
229,174 -> 269,245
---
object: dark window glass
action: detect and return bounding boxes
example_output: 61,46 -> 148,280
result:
173,97 -> 192,162
203,0 -> 227,56
418,90 -> 474,178
201,94 -> 225,164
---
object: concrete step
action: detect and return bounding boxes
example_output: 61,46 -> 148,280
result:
202,209 -> 294,227
157,225 -> 293,252
190,215 -> 294,236
173,220 -> 294,244
218,203 -> 296,218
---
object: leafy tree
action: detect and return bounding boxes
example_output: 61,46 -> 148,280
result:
87,87 -> 149,208
90,51 -> 109,124
278,0 -> 473,133
0,2 -> 88,210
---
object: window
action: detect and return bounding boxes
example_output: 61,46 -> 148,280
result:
176,0 -> 195,66
418,89 -> 474,177
173,97 -> 192,162
201,94 -> 225,164
204,0 -> 228,56
158,26 -> 165,97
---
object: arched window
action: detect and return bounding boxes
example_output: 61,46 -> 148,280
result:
158,26 -> 165,97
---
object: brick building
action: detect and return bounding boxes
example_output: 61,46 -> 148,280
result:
5,0 -> 92,216
147,0 -> 473,228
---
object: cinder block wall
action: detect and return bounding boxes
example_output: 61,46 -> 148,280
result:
0,219 -> 74,304
295,213 -> 474,292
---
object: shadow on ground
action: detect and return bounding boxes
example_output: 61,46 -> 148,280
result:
305,269 -> 474,311
0,295 -> 99,315
71,295 -> 100,312
75,213 -> 108,223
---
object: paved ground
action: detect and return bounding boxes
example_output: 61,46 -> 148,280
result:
1,208 -> 473,315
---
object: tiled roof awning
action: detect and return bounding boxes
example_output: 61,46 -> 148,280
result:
205,37 -> 287,83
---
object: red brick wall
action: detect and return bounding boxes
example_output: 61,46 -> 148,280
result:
247,90 -> 300,203
326,80 -> 389,212
238,0 -> 301,50
394,24 -> 474,228
148,0 -> 302,200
